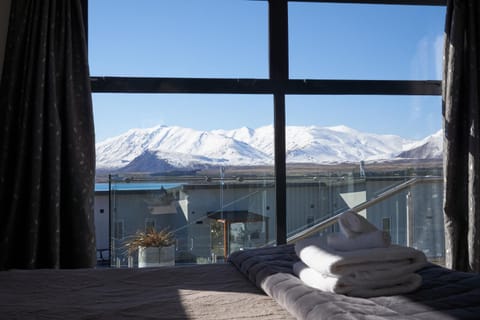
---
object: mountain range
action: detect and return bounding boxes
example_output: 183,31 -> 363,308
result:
96,125 -> 443,173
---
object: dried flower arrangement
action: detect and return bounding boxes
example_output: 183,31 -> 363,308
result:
125,227 -> 175,254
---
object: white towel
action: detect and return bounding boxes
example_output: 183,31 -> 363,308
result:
327,230 -> 391,251
293,261 -> 423,298
338,210 -> 377,238
295,236 -> 428,277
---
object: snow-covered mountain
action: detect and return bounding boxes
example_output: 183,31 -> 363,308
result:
95,125 -> 443,172
96,125 -> 271,170
396,130 -> 443,159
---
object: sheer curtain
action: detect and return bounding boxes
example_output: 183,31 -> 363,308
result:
443,0 -> 480,272
0,0 -> 96,269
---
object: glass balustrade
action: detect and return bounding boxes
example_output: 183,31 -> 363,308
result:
95,167 -> 444,268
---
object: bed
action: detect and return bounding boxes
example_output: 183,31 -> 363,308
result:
0,263 -> 294,320
229,244 -> 480,320
1,245 -> 479,320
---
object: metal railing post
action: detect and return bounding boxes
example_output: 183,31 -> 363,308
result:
406,191 -> 414,247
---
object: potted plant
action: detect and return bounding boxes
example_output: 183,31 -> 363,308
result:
125,227 -> 175,268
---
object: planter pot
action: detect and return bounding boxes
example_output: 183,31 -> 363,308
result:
138,245 -> 175,268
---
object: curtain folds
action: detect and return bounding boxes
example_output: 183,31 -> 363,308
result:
0,0 -> 96,269
443,0 -> 480,272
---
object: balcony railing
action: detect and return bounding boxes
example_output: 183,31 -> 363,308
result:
95,172 -> 445,268
287,176 -> 443,243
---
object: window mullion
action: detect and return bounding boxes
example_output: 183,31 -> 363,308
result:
269,0 -> 289,245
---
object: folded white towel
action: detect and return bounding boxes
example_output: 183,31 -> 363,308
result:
338,211 -> 377,238
327,230 -> 391,251
293,261 -> 423,298
295,236 -> 427,277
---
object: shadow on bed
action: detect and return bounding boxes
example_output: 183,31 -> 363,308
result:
0,263 -> 294,320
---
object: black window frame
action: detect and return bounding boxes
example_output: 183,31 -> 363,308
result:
85,0 -> 446,245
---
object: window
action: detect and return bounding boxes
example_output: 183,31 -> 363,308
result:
114,220 -> 125,240
88,0 -> 446,266
289,3 -> 445,80
89,0 -> 268,78
145,218 -> 155,231
382,217 -> 391,234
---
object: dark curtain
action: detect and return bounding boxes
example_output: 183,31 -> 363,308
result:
443,0 -> 480,272
0,0 -> 96,269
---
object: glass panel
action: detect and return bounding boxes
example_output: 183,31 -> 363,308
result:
92,94 -> 275,267
289,3 -> 446,80
285,95 -> 444,265
92,94 -> 273,143
106,172 -> 275,268
89,0 -> 268,78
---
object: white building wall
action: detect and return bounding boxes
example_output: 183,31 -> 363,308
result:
94,194 -> 110,254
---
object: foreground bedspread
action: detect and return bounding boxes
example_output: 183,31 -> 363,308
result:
0,263 -> 294,320
229,245 -> 480,320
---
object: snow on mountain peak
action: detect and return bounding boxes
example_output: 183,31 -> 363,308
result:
326,125 -> 358,134
96,124 -> 443,171
396,129 -> 443,159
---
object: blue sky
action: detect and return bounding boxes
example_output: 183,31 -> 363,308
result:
89,1 -> 446,142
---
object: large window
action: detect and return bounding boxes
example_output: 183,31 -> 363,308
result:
285,95 -> 444,261
88,0 -> 446,267
289,3 -> 445,80
89,0 -> 268,78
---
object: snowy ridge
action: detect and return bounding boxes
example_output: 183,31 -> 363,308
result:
396,129 -> 443,159
96,125 -> 443,171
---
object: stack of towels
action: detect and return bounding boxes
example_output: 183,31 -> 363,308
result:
293,211 -> 428,298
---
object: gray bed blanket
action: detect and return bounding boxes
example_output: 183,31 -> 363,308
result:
228,245 -> 480,320
0,263 -> 295,320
